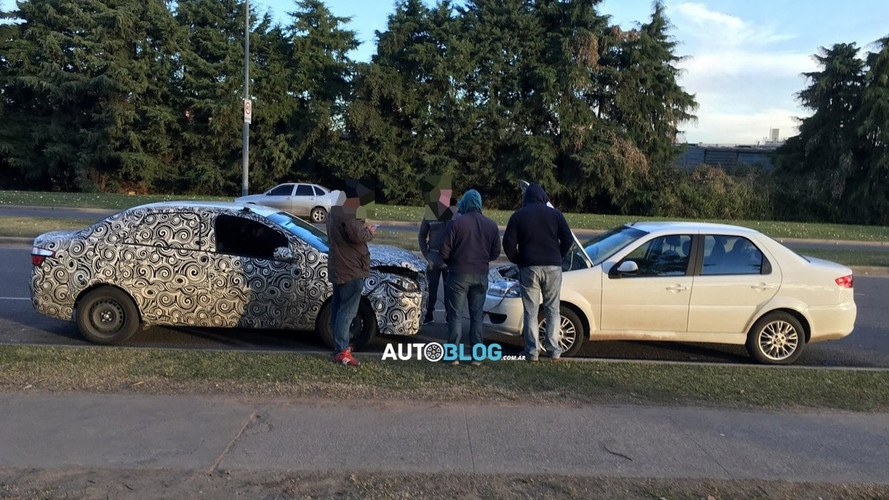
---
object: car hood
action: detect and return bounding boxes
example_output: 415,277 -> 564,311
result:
369,244 -> 426,274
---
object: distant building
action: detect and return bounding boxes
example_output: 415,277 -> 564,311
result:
674,129 -> 782,172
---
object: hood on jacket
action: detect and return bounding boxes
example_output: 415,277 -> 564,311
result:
523,183 -> 548,207
457,189 -> 483,214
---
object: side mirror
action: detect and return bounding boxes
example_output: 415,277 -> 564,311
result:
273,246 -> 295,262
610,260 -> 638,278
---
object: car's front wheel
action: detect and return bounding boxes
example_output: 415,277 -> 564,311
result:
76,287 -> 141,345
317,300 -> 377,351
746,311 -> 806,364
538,305 -> 586,357
310,207 -> 327,223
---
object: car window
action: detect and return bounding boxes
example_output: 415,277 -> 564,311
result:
215,214 -> 288,259
295,185 -> 314,196
622,234 -> 692,277
312,185 -> 326,196
702,235 -> 767,275
267,212 -> 329,252
127,211 -> 202,250
583,225 -> 648,266
267,184 -> 294,196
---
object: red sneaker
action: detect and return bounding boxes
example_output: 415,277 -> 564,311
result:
333,348 -> 360,366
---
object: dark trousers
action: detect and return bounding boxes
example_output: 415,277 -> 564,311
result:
426,264 -> 448,319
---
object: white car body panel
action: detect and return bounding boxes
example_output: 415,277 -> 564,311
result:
483,221 -> 856,353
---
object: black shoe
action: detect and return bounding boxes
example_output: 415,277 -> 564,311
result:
423,315 -> 434,325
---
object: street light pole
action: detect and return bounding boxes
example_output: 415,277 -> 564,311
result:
241,0 -> 250,197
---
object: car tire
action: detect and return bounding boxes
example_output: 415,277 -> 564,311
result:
317,299 -> 377,351
538,305 -> 585,357
75,287 -> 140,345
310,207 -> 327,223
746,311 -> 806,365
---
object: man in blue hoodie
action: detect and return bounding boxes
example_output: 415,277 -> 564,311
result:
502,183 -> 573,361
440,189 -> 501,365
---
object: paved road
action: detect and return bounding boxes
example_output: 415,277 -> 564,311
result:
3,244 -> 889,367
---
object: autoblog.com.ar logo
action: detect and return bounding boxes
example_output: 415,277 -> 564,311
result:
381,342 -> 503,362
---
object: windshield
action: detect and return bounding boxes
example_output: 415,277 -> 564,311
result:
267,212 -> 329,251
583,225 -> 648,266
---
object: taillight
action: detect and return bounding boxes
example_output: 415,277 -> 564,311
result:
835,275 -> 853,288
31,247 -> 54,266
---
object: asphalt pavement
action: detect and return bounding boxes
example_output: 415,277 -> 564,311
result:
1,392 -> 888,484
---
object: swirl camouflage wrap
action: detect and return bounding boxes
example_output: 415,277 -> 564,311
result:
30,202 -> 428,341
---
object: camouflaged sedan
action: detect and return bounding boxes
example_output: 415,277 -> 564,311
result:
30,202 -> 427,348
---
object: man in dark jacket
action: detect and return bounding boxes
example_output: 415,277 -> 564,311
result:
440,189 -> 500,365
418,174 -> 456,324
502,183 -> 573,361
326,183 -> 376,366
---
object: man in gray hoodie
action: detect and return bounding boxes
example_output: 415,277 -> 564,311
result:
502,183 -> 573,361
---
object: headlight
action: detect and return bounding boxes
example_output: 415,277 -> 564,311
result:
488,280 -> 520,298
387,276 -> 420,293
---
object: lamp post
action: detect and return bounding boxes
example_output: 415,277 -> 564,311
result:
241,0 -> 250,197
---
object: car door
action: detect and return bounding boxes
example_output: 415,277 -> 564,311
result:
207,213 -> 300,329
119,209 -> 212,325
687,234 -> 781,333
290,184 -> 317,216
600,234 -> 694,332
263,184 -> 296,211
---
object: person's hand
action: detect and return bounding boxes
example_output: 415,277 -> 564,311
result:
366,222 -> 378,236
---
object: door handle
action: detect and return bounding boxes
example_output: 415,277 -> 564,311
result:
666,284 -> 688,292
751,283 -> 777,291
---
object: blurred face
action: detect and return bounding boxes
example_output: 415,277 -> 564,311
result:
424,175 -> 453,221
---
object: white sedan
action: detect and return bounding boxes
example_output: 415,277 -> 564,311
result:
235,183 -> 341,223
484,221 -> 856,364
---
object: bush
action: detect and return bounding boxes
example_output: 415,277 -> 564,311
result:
653,165 -> 771,220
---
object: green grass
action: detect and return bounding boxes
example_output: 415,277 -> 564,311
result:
0,217 -> 99,238
0,190 -> 228,209
2,345 -> 888,412
795,248 -> 889,267
3,190 -> 889,241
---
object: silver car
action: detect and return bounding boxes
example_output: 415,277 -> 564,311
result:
30,202 -> 427,348
235,183 -> 341,223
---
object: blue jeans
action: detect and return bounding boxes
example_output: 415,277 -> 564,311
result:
331,278 -> 364,353
444,272 -> 487,347
519,266 -> 563,359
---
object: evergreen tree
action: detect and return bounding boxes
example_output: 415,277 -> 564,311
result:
0,0 -> 184,192
175,0 -> 251,194
852,36 -> 889,223
774,43 -> 864,221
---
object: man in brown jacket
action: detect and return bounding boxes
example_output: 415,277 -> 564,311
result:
326,181 -> 376,366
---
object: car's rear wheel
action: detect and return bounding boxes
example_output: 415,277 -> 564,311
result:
538,305 -> 585,357
76,287 -> 140,345
310,207 -> 327,223
317,300 -> 377,351
746,311 -> 806,364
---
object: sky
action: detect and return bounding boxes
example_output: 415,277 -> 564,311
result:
3,0 -> 888,145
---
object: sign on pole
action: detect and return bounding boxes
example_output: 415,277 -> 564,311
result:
244,99 -> 252,124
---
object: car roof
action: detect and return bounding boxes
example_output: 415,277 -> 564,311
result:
132,201 -> 283,218
625,221 -> 762,236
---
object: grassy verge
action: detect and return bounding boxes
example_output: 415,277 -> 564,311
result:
3,190 -> 889,242
2,345 -> 887,412
0,217 -> 99,238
